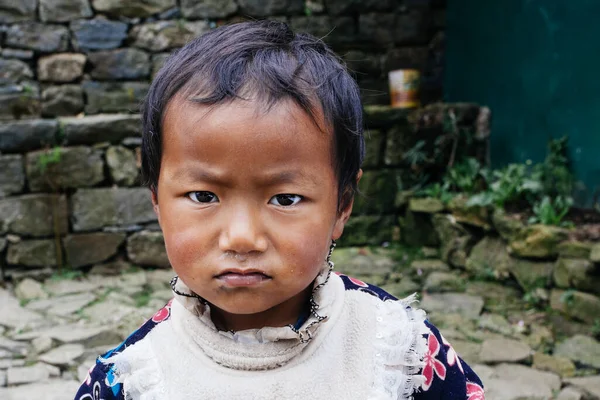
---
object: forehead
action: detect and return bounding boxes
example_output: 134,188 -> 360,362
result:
160,97 -> 336,180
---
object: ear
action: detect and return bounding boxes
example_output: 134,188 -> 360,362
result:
151,189 -> 161,225
332,169 -> 362,240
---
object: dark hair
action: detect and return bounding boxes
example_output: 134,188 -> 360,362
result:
142,20 -> 364,211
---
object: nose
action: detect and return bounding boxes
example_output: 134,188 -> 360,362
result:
218,203 -> 268,254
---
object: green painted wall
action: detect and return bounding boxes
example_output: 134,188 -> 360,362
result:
445,0 -> 600,206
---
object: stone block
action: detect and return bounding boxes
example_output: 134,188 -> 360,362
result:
106,145 -> 139,186
0,155 -> 25,198
337,215 -> 395,247
554,257 -> 600,294
359,13 -> 397,46
420,292 -> 484,319
127,231 -> 170,268
0,59 -> 33,85
354,169 -> 402,215
509,259 -> 554,292
383,123 -> 415,166
1,48 -> 35,59
431,213 -> 473,268
238,0 -> 304,16
448,196 -> 491,230
550,289 -> 600,324
466,236 -> 512,279
64,233 -> 126,268
591,243 -> 600,263
151,53 -> 170,77
289,16 -> 356,47
25,146 -> 104,191
0,0 -> 36,22
70,18 -> 128,51
555,335 -> 600,370
0,83 -> 41,120
325,0 -> 395,15
72,188 -> 156,231
563,376 -> 600,400
363,105 -> 411,129
0,119 -> 57,153
532,352 -> 576,378
92,0 -> 176,17
394,10 -> 429,44
41,85 -> 84,117
408,197 -> 445,213
130,20 -> 210,52
0,194 -> 68,236
479,337 -> 532,363
410,259 -> 449,275
331,247 -> 396,277
37,53 -> 87,83
6,239 -> 57,267
383,47 -> 429,72
83,81 -> 149,114
88,48 -> 150,80
557,241 -> 592,259
342,51 -> 382,77
362,129 -> 383,168
40,0 -> 93,22
5,23 -> 69,52
402,210 -> 438,248
61,114 -> 141,145
181,0 -> 237,18
423,271 -> 465,293
483,363 -> 561,400
509,224 -> 569,259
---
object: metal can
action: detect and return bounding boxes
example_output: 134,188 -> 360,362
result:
388,69 -> 421,108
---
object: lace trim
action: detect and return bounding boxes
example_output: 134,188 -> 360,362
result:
101,339 -> 164,400
370,294 -> 428,400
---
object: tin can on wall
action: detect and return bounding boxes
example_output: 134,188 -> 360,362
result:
389,69 -> 421,108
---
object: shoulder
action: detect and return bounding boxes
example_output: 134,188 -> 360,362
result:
337,272 -> 485,399
74,299 -> 174,400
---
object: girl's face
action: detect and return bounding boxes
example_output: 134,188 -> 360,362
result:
154,97 -> 356,331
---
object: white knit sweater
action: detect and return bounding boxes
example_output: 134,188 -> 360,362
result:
105,270 -> 428,400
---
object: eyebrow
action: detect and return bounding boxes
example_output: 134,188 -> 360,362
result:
169,167 -> 320,187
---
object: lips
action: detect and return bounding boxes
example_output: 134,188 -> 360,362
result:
215,269 -> 272,287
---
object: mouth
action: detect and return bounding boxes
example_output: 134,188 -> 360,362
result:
215,269 -> 272,287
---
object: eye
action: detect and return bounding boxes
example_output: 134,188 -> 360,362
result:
187,191 -> 219,203
269,194 -> 303,207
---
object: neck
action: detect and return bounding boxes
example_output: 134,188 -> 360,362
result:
210,286 -> 312,332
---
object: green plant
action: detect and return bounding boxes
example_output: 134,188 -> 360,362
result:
416,182 -> 454,204
133,287 -> 153,308
38,146 -> 62,173
592,319 -> 600,339
403,140 -> 428,167
444,158 -> 484,194
49,269 -> 83,281
559,289 -> 575,306
528,196 -> 573,226
535,136 -> 573,199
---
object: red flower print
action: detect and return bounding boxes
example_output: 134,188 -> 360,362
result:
421,334 -> 447,391
441,334 -> 464,373
348,276 -> 368,287
151,299 -> 173,323
466,382 -> 485,400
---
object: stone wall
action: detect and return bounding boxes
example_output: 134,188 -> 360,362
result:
0,0 -> 447,279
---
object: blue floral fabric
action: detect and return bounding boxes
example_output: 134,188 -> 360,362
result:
74,275 -> 484,400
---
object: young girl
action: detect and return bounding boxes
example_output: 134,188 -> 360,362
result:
75,21 -> 484,400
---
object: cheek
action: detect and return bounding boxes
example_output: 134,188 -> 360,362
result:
163,227 -> 209,270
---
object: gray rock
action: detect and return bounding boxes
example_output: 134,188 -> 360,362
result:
479,337 -> 532,363
550,289 -> 600,324
0,0 -> 36,22
1,48 -> 35,59
0,194 -> 69,236
105,145 -> 139,185
564,376 -> 600,400
384,47 -> 429,72
91,0 -> 176,17
61,114 -> 141,145
326,0 -> 394,15
288,16 -> 356,46
0,288 -> 45,329
64,232 -> 126,268
0,370 -> 5,386
44,279 -> 99,296
26,146 -> 105,191
89,48 -> 150,80
423,272 -> 465,293
509,258 -> 554,293
37,53 -> 86,82
31,336 -> 54,354
37,293 -> 97,316
0,119 -> 57,153
420,293 -> 484,319
477,313 -> 513,336
0,59 -> 33,85
331,247 -> 395,276
41,85 -> 84,117
380,279 -> 421,299
181,0 -> 237,18
38,344 -> 85,366
238,0 -> 303,16
82,301 -> 138,325
16,324 -> 122,347
127,230 -> 170,268
591,243 -> 600,263
83,81 -> 149,114
451,340 -> 481,365
554,335 -> 600,369
7,363 -> 50,385
556,386 -> 584,400
0,334 -> 28,356
0,83 -> 41,120
509,224 -> 569,259
71,18 -> 128,51
72,188 -> 155,231
0,380 -> 80,400
466,236 -> 512,279
484,363 -> 561,400
6,239 -> 57,267
532,352 -> 576,378
151,53 -> 170,77
409,197 -> 445,214
40,0 -> 93,22
5,23 -> 70,52
130,20 -> 210,52
0,155 -> 25,198
431,213 -> 473,268
410,259 -> 450,275
15,278 -> 47,301
146,269 -> 173,289
554,257 -> 600,294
